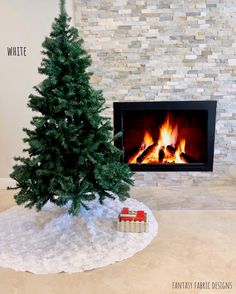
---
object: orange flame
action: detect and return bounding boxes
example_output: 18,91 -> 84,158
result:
159,114 -> 178,148
143,130 -> 154,148
175,139 -> 186,163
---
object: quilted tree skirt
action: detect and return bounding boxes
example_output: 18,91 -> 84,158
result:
0,196 -> 158,274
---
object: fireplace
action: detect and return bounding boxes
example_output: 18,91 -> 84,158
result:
114,101 -> 217,171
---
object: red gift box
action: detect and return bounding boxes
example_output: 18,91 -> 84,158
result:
117,207 -> 148,233
119,207 -> 146,222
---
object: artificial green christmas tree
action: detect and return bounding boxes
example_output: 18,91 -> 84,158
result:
9,0 -> 133,215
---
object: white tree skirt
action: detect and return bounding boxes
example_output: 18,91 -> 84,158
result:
0,196 -> 158,274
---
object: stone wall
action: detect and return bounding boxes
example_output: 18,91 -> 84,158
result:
74,0 -> 236,186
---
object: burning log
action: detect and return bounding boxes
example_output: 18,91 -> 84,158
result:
180,152 -> 198,163
136,143 -> 158,163
158,148 -> 165,163
125,145 -> 142,163
166,145 -> 176,155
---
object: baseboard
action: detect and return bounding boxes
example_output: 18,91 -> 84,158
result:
0,178 -> 16,189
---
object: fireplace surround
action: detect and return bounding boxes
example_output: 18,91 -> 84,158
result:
114,101 -> 217,172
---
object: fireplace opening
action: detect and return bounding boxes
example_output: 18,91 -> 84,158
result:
114,101 -> 217,172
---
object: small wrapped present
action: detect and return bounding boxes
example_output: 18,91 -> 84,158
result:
117,207 -> 148,233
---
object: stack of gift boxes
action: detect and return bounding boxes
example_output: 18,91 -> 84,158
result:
117,207 -> 148,233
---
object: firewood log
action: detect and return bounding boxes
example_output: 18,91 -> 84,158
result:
166,145 -> 176,155
125,145 -> 141,162
136,143 -> 158,163
180,152 -> 198,163
158,148 -> 165,162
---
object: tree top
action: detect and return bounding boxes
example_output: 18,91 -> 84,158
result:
60,0 -> 66,15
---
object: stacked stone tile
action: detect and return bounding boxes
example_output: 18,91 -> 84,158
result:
74,0 -> 236,186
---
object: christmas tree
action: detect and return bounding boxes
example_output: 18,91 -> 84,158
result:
9,0 -> 133,216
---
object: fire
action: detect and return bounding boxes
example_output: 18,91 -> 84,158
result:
175,139 -> 186,163
159,114 -> 178,147
128,130 -> 154,164
128,113 -> 187,164
143,130 -> 154,147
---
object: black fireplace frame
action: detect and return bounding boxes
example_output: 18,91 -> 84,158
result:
114,100 -> 217,172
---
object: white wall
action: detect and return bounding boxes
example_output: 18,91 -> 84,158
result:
0,0 -> 74,187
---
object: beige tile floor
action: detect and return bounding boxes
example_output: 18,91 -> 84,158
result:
130,185 -> 236,210
0,188 -> 236,294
